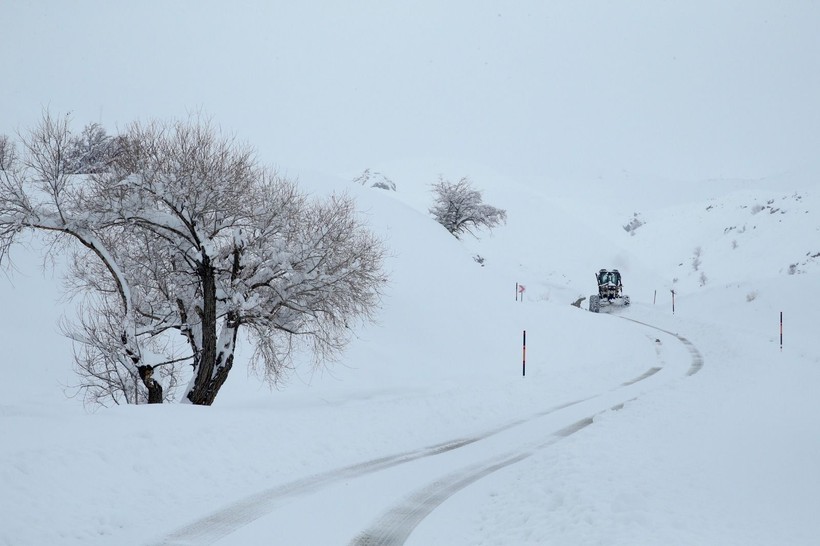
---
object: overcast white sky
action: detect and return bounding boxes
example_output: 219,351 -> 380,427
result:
2,1 -> 819,181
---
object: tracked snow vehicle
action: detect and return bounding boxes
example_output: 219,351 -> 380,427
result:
589,269 -> 630,313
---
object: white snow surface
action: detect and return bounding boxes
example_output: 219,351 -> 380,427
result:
2,3 -> 820,545
2,168 -> 819,546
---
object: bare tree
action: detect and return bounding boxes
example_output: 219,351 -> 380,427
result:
108,119 -> 387,404
1,112 -> 387,406
64,122 -> 118,174
62,296 -> 181,406
0,135 -> 17,171
429,176 -> 507,239
0,112 -> 151,405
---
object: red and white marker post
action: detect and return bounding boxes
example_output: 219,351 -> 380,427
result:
516,283 -> 526,302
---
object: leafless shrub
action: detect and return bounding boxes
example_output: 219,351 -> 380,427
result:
692,247 -> 702,271
429,176 -> 506,239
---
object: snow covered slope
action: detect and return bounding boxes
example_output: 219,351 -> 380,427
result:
2,165 -> 819,545
2,1 -> 820,543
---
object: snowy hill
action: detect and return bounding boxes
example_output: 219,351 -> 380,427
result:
2,165 -> 819,545
3,1 -> 820,544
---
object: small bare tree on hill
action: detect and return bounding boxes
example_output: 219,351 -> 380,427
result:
429,176 -> 506,239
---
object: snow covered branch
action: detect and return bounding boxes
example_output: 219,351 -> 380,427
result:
1,112 -> 388,406
429,176 -> 507,239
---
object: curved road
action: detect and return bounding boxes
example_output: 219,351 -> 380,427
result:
351,319 -> 703,545
153,318 -> 703,546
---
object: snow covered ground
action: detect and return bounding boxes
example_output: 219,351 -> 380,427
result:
2,166 -> 819,545
2,2 -> 820,545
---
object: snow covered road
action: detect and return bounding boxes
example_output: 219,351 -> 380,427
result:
154,316 -> 702,546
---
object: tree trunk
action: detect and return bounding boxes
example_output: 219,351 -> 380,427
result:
186,259 -> 238,406
187,258 -> 217,405
186,336 -> 237,405
194,348 -> 235,405
137,365 -> 163,404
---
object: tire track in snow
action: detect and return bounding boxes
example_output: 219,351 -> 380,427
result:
349,320 -> 704,545
152,399 -> 591,546
349,415 -> 605,546
618,317 -> 704,376
154,395 -> 646,545
621,366 -> 662,386
152,320 -> 695,546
